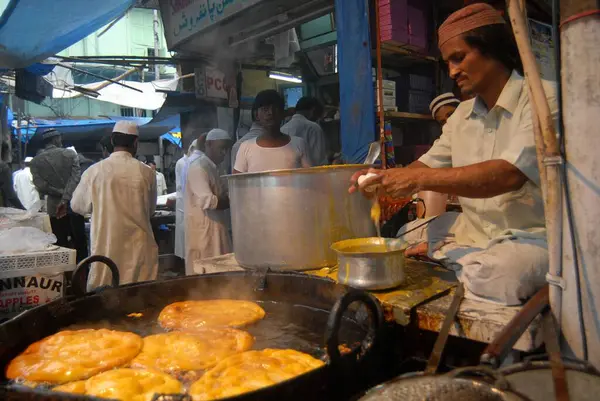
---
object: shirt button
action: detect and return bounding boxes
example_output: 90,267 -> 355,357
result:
487,128 -> 493,133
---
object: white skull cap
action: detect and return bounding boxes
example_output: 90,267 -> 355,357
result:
206,128 -> 230,141
113,121 -> 139,136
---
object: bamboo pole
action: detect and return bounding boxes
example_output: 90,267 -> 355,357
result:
508,0 -> 564,328
69,66 -> 141,99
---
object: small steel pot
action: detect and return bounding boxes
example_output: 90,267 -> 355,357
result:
332,237 -> 407,290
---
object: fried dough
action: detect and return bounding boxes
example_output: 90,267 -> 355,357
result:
84,368 -> 184,401
130,329 -> 254,373
189,349 -> 325,401
6,329 -> 143,384
158,300 -> 265,330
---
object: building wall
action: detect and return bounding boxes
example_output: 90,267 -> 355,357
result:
59,9 -> 168,59
23,9 -> 171,119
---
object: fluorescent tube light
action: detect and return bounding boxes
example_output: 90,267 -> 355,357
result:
268,72 -> 302,83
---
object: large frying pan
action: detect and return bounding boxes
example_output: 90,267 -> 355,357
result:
0,256 -> 386,401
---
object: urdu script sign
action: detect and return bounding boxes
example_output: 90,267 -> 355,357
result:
161,0 -> 263,49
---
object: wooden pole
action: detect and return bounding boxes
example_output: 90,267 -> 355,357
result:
508,0 -> 565,334
374,0 -> 387,169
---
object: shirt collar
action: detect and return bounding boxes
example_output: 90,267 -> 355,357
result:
292,114 -> 308,122
110,151 -> 133,158
466,70 -> 523,118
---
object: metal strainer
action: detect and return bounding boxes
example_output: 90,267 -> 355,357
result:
357,367 -> 525,401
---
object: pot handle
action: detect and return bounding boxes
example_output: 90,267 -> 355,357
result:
325,290 -> 384,365
71,255 -> 120,297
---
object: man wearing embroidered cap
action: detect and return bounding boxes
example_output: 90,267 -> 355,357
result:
351,3 -> 558,305
31,128 -> 88,262
184,128 -> 232,274
71,121 -> 158,291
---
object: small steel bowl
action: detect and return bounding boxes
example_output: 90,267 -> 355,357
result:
331,237 -> 408,290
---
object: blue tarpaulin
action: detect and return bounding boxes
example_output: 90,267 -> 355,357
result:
9,115 -> 180,145
0,0 -> 135,68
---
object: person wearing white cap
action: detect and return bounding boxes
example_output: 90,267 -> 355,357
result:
429,93 -> 461,127
71,120 -> 158,291
184,128 -> 232,274
13,156 -> 40,211
173,138 -> 197,261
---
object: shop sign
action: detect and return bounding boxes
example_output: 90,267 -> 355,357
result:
160,0 -> 263,49
195,66 -> 229,100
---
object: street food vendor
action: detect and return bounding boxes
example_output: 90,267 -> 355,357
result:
352,3 -> 558,306
184,129 -> 232,275
71,121 -> 158,291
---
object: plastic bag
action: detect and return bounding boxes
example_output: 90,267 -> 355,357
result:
0,207 -> 47,231
0,227 -> 57,254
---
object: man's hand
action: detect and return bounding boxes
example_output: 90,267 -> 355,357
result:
56,202 -> 68,219
378,168 -> 426,198
348,168 -> 383,198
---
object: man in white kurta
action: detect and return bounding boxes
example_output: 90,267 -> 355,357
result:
148,161 -> 167,195
184,129 -> 232,275
13,157 -> 40,210
71,121 -> 158,291
174,140 -> 197,260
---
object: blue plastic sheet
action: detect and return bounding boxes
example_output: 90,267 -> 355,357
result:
0,0 -> 135,68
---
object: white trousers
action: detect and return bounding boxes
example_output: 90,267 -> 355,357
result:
399,212 -> 548,306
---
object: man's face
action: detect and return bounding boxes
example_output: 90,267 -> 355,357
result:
256,104 -> 283,129
441,35 -> 499,97
434,105 -> 457,127
206,140 -> 231,165
149,163 -> 156,172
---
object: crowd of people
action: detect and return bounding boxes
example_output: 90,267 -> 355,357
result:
0,91 -> 329,291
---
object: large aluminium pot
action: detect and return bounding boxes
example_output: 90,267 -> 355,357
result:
0,256 -> 386,401
226,165 -> 376,270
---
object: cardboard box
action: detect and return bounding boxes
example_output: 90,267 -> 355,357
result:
0,272 -> 67,320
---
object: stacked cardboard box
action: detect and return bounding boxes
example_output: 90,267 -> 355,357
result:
394,73 -> 435,114
378,0 -> 429,52
374,78 -> 398,112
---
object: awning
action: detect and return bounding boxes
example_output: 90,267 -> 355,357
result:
14,116 -> 179,145
52,78 -> 180,110
0,0 -> 135,68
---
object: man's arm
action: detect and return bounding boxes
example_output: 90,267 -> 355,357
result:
30,163 -> 62,197
70,171 -> 92,215
232,142 -> 249,174
310,125 -> 328,166
377,160 -> 528,199
62,152 -> 81,203
187,164 -> 220,210
149,171 -> 157,216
